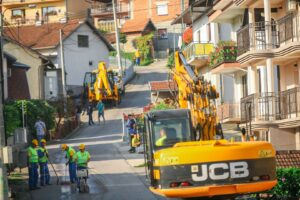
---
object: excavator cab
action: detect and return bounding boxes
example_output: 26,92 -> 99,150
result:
143,109 -> 277,199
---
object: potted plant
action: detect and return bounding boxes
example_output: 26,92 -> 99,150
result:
209,41 -> 238,68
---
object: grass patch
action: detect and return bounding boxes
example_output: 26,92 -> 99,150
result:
134,162 -> 147,168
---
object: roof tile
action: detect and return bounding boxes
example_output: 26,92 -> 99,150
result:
149,80 -> 178,92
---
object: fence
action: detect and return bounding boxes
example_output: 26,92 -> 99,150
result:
109,56 -> 135,85
237,13 -> 300,56
240,87 -> 300,123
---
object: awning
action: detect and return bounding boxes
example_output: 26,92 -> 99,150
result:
12,62 -> 30,70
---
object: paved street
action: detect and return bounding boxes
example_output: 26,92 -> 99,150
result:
28,60 -> 171,200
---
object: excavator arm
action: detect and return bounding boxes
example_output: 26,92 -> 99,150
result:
94,62 -> 113,100
173,51 -> 219,140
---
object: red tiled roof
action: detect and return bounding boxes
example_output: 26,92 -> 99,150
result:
149,80 -> 178,92
121,19 -> 156,33
4,20 -> 114,51
276,150 -> 300,168
4,20 -> 81,49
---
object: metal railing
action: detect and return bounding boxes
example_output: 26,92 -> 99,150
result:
3,0 -> 59,3
91,3 -> 130,15
182,42 -> 214,62
240,87 -> 300,123
237,13 -> 300,56
217,103 -> 240,122
210,46 -> 238,68
237,21 -> 279,56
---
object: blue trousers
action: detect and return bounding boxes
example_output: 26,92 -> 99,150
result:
37,135 -> 44,146
69,162 -> 77,183
39,163 -> 50,185
28,163 -> 39,189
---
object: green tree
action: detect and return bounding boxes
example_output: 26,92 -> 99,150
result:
119,32 -> 127,44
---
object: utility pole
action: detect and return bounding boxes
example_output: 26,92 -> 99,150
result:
180,0 -> 185,46
112,0 -> 123,84
0,1 -> 9,198
59,29 -> 67,114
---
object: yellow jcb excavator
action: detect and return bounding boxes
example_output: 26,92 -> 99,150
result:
83,62 -> 121,106
143,51 -> 277,199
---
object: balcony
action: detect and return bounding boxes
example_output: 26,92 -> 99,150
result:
91,3 -> 130,17
97,20 -> 115,32
2,0 -> 61,7
182,42 -> 214,67
217,103 -> 241,123
240,87 -> 300,128
209,44 -> 242,74
237,13 -> 300,63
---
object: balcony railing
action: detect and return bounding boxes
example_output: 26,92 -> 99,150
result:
237,21 -> 279,56
240,87 -> 300,123
237,13 -> 300,56
183,42 -> 214,63
209,46 -> 238,68
2,0 -> 59,4
217,103 -> 240,122
91,3 -> 130,15
98,20 -> 115,32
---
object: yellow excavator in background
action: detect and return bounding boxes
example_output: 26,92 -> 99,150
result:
83,62 -> 121,106
143,51 -> 277,199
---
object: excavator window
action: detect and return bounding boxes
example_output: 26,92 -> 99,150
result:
152,118 -> 192,150
83,72 -> 96,88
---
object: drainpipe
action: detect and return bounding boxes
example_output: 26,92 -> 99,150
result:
38,60 -> 51,99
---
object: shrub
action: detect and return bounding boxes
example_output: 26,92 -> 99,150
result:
140,57 -> 153,66
134,33 -> 154,61
166,53 -> 175,69
4,100 -> 55,137
269,168 -> 300,199
151,102 -> 175,111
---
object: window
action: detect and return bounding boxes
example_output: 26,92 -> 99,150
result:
157,4 -> 168,16
78,35 -> 89,48
42,7 -> 57,17
152,118 -> 192,150
158,29 -> 168,39
11,9 -> 25,19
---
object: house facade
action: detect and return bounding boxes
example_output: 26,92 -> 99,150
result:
209,0 -> 300,150
2,0 -> 90,26
3,39 -> 53,100
4,20 -> 114,100
91,0 -> 188,56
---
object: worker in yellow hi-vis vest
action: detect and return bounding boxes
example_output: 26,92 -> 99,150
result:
28,139 -> 40,190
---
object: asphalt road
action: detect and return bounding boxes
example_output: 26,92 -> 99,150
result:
28,60 -> 171,200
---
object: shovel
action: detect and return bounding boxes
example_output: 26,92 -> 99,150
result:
48,159 -> 60,185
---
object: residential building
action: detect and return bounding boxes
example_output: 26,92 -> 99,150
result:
209,0 -> 300,150
3,39 -> 54,100
2,0 -> 90,26
91,0 -> 131,32
4,20 -> 114,100
3,52 -> 31,100
171,0 -> 236,137
91,0 -> 188,56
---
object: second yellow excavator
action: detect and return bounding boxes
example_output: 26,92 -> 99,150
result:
143,51 -> 277,199
83,62 -> 121,106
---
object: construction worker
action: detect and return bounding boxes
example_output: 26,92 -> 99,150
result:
38,139 -> 50,186
76,144 -> 91,169
135,49 -> 141,66
27,139 -> 40,190
61,144 -> 77,183
76,144 -> 90,188
155,128 -> 167,147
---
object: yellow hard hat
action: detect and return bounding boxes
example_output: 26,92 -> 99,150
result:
41,139 -> 46,144
32,139 -> 38,146
79,144 -> 85,150
61,144 -> 67,150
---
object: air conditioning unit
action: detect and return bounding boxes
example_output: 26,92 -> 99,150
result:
287,0 -> 298,12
